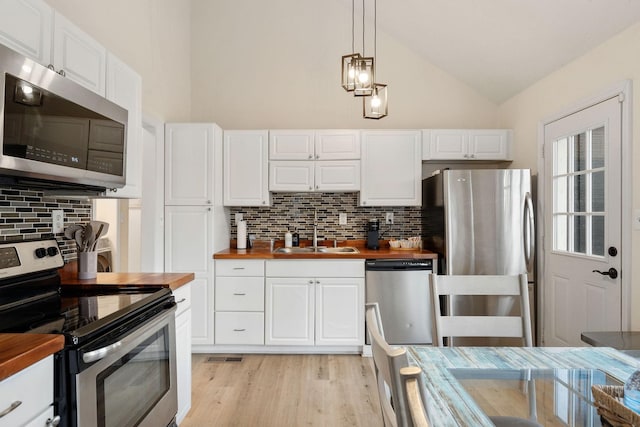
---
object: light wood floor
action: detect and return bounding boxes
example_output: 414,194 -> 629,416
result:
181,353 -> 383,427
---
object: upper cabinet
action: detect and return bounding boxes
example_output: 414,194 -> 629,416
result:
422,129 -> 512,161
224,130 -> 270,206
269,130 -> 360,160
360,130 -> 422,206
104,53 -> 142,198
0,0 -> 52,65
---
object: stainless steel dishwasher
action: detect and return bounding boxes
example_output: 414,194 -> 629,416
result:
365,259 -> 434,345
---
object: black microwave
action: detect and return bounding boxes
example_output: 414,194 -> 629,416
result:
0,43 -> 127,192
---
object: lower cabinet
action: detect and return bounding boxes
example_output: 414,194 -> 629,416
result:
265,260 -> 364,347
0,356 -> 55,427
173,283 -> 192,425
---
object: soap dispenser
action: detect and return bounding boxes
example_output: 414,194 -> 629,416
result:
284,230 -> 293,248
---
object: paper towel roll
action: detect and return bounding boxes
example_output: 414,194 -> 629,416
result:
237,220 -> 247,249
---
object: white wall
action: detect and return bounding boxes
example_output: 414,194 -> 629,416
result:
497,22 -> 640,328
45,0 -> 192,121
190,0 -> 500,129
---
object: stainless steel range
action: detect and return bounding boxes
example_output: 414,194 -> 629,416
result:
0,239 -> 178,427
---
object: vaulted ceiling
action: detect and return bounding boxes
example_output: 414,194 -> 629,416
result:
365,0 -> 640,103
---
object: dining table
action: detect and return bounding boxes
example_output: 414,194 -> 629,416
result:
407,346 -> 640,427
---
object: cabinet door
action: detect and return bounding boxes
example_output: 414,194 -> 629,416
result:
269,130 -> 314,160
425,129 -> 468,160
265,278 -> 314,345
0,0 -> 52,65
315,160 -> 360,192
104,53 -> 142,198
269,161 -> 314,192
165,124 -> 215,205
315,130 -> 360,160
316,278 -> 364,346
468,129 -> 512,160
175,294 -> 192,425
164,206 -> 214,345
360,130 -> 422,206
223,130 -> 270,206
52,12 -> 106,95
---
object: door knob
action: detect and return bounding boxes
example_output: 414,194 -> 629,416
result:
608,247 -> 618,257
592,268 -> 618,279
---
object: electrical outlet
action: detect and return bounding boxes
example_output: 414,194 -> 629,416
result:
385,212 -> 394,224
339,213 -> 347,225
52,209 -> 64,234
235,213 -> 243,224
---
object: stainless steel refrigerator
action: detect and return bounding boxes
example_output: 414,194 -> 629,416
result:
422,169 -> 536,346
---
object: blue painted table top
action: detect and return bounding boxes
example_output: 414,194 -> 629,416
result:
407,346 -> 640,427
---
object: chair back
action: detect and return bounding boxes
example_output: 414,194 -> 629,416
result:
400,366 -> 431,427
366,303 -> 410,427
429,274 -> 533,347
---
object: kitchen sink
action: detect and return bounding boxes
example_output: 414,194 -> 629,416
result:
273,246 -> 360,254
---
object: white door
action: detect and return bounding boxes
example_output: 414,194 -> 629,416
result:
543,96 -> 622,347
265,278 -> 314,346
315,278 -> 364,346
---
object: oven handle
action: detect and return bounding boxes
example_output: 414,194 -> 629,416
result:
82,342 -> 123,363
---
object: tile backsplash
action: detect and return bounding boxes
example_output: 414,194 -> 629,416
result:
229,192 -> 421,242
0,187 -> 92,262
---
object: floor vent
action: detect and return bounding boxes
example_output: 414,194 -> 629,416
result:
207,356 -> 243,363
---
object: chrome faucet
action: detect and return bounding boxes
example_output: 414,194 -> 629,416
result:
312,209 -> 318,249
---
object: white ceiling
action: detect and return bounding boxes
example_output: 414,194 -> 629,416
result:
368,0 -> 640,103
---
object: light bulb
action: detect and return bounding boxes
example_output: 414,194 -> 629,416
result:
21,85 -> 33,95
348,67 -> 356,79
371,95 -> 381,108
358,71 -> 369,84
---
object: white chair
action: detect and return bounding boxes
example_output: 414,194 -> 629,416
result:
429,274 -> 533,347
400,366 -> 431,427
365,303 -> 410,427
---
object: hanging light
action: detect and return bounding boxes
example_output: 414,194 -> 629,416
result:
341,0 -> 361,91
363,0 -> 388,118
353,0 -> 374,96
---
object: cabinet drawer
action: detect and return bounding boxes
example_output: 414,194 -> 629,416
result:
216,260 -> 264,276
215,312 -> 264,345
215,277 -> 264,311
266,260 -> 364,278
173,283 -> 191,316
0,357 -> 52,427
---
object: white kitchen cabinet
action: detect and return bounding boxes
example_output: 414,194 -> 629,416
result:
173,283 -> 192,425
165,206 -> 214,346
423,129 -> 512,160
165,124 -> 219,205
269,160 -> 360,192
104,53 -> 142,198
265,260 -> 364,347
53,12 -> 106,96
360,130 -> 422,206
269,130 -> 360,160
215,260 -> 265,345
223,130 -> 270,206
0,356 -> 54,427
0,0 -> 52,65
265,277 -> 315,346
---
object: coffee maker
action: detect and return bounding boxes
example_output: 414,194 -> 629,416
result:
366,219 -> 380,250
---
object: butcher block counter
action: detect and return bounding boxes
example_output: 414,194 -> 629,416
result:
214,239 -> 438,260
0,334 -> 64,381
58,271 -> 195,291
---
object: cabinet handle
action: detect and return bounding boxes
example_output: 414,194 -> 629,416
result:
470,154 -> 475,158
176,298 -> 187,304
315,154 -> 319,159
309,186 -> 312,190
308,154 -> 313,159
308,280 -> 314,284
463,154 -> 469,158
316,280 -> 320,284
262,201 -> 266,205
58,69 -> 66,77
233,328 -> 246,332
46,415 -> 61,426
233,293 -> 246,296
0,401 -> 21,418
47,64 -> 55,71
315,185 -> 319,190
232,267 -> 245,270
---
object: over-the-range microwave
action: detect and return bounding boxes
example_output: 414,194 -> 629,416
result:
0,43 -> 127,193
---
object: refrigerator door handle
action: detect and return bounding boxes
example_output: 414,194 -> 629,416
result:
523,191 -> 535,271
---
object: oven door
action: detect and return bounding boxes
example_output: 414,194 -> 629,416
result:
75,305 -> 177,427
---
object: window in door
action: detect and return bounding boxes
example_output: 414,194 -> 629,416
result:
552,126 -> 605,257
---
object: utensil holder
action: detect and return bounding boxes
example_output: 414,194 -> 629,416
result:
78,251 -> 98,279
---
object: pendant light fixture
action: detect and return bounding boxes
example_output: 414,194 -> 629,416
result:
341,0 -> 361,92
363,0 -> 388,119
353,0 -> 374,97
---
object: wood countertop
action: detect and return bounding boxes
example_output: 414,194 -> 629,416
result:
59,271 -> 195,291
214,240 -> 437,260
0,334 -> 64,381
